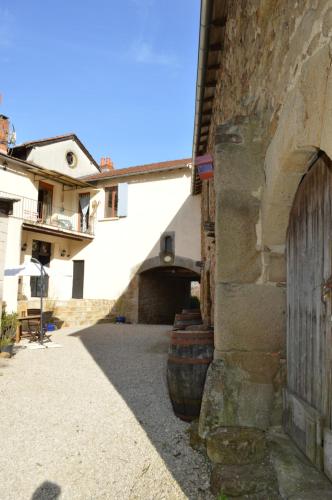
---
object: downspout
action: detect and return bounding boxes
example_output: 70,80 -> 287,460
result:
192,0 -> 214,162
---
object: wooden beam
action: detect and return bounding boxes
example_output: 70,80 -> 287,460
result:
211,16 -> 227,27
207,63 -> 221,71
205,80 -> 217,88
209,42 -> 223,51
203,95 -> 214,103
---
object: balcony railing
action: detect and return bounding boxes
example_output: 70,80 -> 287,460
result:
0,191 -> 95,236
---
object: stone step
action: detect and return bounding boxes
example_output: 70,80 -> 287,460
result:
206,427 -> 268,465
210,462 -> 279,498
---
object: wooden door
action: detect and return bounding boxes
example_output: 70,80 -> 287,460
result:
38,181 -> 53,223
286,154 -> 332,477
72,260 -> 84,299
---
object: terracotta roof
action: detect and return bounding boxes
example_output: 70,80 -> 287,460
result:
80,158 -> 192,181
13,133 -> 76,148
12,133 -> 100,171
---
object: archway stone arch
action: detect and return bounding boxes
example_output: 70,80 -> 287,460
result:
262,43 -> 332,251
137,255 -> 201,277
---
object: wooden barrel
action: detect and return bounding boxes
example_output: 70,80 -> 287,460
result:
167,329 -> 214,421
182,308 -> 201,315
173,312 -> 202,330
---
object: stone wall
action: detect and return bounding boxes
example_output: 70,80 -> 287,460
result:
200,179 -> 215,327
208,0 -> 332,151
199,0 -> 332,437
18,299 -> 116,328
138,272 -> 191,324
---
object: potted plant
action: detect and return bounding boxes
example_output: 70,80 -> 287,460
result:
0,311 -> 18,358
0,336 -> 14,357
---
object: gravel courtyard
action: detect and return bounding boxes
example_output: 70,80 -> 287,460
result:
0,324 -> 213,500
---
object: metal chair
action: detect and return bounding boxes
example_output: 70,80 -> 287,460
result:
23,309 -> 52,342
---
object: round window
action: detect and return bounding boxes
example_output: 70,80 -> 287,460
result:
66,151 -> 77,168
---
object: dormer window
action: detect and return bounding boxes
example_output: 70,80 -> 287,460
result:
66,151 -> 77,168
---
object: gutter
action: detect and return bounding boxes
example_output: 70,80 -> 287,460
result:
192,0 -> 214,161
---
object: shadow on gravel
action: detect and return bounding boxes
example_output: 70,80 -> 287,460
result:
70,324 -> 206,498
31,481 -> 61,500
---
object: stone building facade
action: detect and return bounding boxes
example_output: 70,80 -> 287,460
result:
193,0 -> 332,483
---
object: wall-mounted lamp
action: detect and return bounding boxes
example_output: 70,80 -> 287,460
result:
60,249 -> 66,257
21,242 -> 27,252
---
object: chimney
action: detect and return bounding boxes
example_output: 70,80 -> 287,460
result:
100,156 -> 114,172
0,115 -> 9,154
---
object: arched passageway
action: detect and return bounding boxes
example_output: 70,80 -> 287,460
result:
138,266 -> 200,324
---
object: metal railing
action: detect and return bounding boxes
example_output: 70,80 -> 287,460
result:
0,191 -> 95,235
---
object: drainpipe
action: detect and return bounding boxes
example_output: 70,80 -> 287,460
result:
192,0 -> 214,162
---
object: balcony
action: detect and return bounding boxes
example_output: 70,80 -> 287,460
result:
0,191 -> 95,240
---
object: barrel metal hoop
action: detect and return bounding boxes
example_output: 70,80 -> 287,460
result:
168,356 -> 213,365
170,338 -> 214,346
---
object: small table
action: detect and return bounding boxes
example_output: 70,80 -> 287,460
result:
16,315 -> 41,343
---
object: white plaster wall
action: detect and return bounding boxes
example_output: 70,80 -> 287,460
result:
3,217 -> 23,311
18,230 -> 75,303
0,214 -> 8,308
0,160 -> 97,310
0,163 -> 38,199
73,169 -> 201,300
27,139 -> 98,178
1,163 -> 201,309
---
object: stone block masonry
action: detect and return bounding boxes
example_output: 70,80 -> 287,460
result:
18,299 -> 116,328
193,4 -> 332,491
198,0 -> 332,441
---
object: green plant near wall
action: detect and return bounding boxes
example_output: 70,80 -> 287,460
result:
1,310 -> 18,344
217,493 -> 229,500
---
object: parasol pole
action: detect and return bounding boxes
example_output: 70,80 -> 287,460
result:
31,257 -> 44,344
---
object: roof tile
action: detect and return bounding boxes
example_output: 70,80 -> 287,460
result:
80,158 -> 192,181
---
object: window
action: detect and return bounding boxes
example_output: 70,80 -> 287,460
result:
105,186 -> 118,218
38,181 -> 53,223
30,240 -> 51,297
160,232 -> 175,254
79,193 -> 90,233
66,151 -> 77,168
164,235 -> 173,253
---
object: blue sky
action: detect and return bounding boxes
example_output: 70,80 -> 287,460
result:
0,1 -> 200,168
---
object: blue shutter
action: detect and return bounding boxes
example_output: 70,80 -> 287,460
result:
118,183 -> 128,217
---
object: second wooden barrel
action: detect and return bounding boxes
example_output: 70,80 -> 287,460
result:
181,308 -> 201,315
167,329 -> 214,422
173,312 -> 202,330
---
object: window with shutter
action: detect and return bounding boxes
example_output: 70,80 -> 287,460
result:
105,183 -> 128,218
105,186 -> 118,218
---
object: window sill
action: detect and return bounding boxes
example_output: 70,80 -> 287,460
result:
98,217 -> 120,222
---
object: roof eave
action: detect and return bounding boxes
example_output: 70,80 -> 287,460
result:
191,0 -> 227,195
84,163 -> 191,183
12,134 -> 100,172
0,151 -> 95,189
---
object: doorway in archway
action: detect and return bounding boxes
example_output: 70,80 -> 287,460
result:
138,266 -> 200,324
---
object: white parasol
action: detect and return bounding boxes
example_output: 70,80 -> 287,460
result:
5,260 -> 54,277
5,259 -> 71,344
